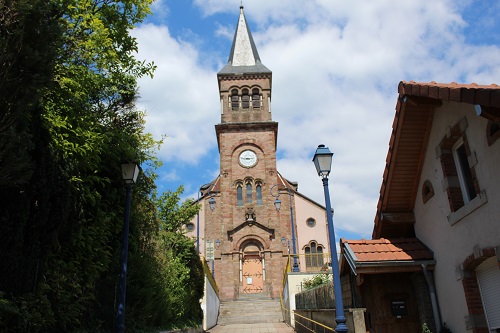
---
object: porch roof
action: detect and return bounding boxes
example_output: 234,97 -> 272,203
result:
340,238 -> 435,275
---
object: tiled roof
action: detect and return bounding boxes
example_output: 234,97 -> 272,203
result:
343,238 -> 433,262
399,81 -> 500,108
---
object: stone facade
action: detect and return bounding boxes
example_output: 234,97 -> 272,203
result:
185,7 -> 329,301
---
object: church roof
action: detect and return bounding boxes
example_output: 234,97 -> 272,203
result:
218,6 -> 271,75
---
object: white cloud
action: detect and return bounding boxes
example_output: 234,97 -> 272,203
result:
135,0 -> 500,239
132,24 -> 220,164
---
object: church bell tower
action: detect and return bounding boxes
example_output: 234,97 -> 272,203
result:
204,6 -> 292,300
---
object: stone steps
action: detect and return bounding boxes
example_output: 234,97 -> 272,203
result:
217,294 -> 284,325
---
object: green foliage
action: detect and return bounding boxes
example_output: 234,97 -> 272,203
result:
0,0 -> 203,331
422,323 -> 432,333
302,274 -> 332,290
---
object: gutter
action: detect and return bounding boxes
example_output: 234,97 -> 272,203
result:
422,264 -> 442,331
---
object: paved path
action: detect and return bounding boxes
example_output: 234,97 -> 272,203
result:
206,323 -> 295,333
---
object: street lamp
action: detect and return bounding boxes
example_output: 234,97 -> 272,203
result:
312,144 -> 348,333
271,184 -> 299,272
207,183 -> 219,278
116,163 -> 140,333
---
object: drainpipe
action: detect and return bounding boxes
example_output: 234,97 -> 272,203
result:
422,264 -> 442,331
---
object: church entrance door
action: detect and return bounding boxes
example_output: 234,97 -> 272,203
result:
242,255 -> 263,294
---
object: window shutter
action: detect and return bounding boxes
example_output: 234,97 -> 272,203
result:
476,257 -> 500,330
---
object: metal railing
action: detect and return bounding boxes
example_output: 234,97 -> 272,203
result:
294,310 -> 336,333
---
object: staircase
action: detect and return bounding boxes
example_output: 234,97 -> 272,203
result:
217,293 -> 284,325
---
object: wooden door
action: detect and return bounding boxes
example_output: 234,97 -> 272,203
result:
242,257 -> 263,293
362,273 -> 420,333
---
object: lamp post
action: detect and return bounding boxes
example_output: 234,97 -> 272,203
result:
116,163 -> 140,333
207,183 -> 219,278
271,184 -> 299,272
312,144 -> 348,333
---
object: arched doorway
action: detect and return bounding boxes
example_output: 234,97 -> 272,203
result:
241,240 -> 264,294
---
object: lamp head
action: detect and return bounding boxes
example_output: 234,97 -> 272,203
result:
209,197 -> 216,211
274,198 -> 281,211
121,163 -> 140,184
312,144 -> 333,178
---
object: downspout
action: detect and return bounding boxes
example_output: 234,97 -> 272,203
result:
422,264 -> 442,331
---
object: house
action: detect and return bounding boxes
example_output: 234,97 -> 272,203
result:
341,81 -> 500,333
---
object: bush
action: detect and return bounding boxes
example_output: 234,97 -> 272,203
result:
302,274 -> 331,290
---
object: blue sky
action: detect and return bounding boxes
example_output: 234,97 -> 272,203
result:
133,0 -> 500,241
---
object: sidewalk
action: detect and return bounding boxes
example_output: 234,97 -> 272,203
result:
206,323 -> 295,333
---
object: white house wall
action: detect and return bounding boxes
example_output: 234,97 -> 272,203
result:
413,101 -> 500,332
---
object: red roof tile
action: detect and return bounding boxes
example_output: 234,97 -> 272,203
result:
343,238 -> 433,262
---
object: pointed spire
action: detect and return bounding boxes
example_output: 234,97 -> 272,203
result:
218,6 -> 271,75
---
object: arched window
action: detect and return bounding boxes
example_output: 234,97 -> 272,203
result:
246,182 -> 252,204
241,88 -> 250,109
305,247 -> 311,267
231,89 -> 239,110
256,183 -> 262,205
237,184 -> 243,206
252,88 -> 260,108
422,180 -> 434,204
304,241 -> 324,268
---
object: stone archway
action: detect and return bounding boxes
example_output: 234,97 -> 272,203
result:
240,239 -> 264,294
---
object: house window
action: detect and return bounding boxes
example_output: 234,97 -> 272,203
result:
231,89 -> 239,110
306,218 -> 316,227
305,241 -> 324,268
437,118 -> 480,213
453,138 -> 476,204
237,184 -> 243,206
256,183 -> 262,205
241,88 -> 250,109
185,223 -> 195,232
252,88 -> 261,108
246,182 -> 252,204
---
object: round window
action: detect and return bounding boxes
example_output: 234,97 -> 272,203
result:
186,223 -> 195,231
306,218 -> 316,228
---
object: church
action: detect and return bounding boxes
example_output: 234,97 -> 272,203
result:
185,6 -> 331,301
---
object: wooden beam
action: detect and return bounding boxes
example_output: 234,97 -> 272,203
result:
476,105 -> 500,122
380,212 -> 415,224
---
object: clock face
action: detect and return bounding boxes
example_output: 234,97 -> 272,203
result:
239,150 -> 258,167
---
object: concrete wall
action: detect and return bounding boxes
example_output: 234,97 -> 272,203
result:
413,101 -> 500,332
294,283 -> 366,333
284,272 -> 318,327
200,261 -> 220,331
294,309 -> 366,333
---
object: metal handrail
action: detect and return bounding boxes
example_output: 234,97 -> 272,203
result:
293,310 -> 336,333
